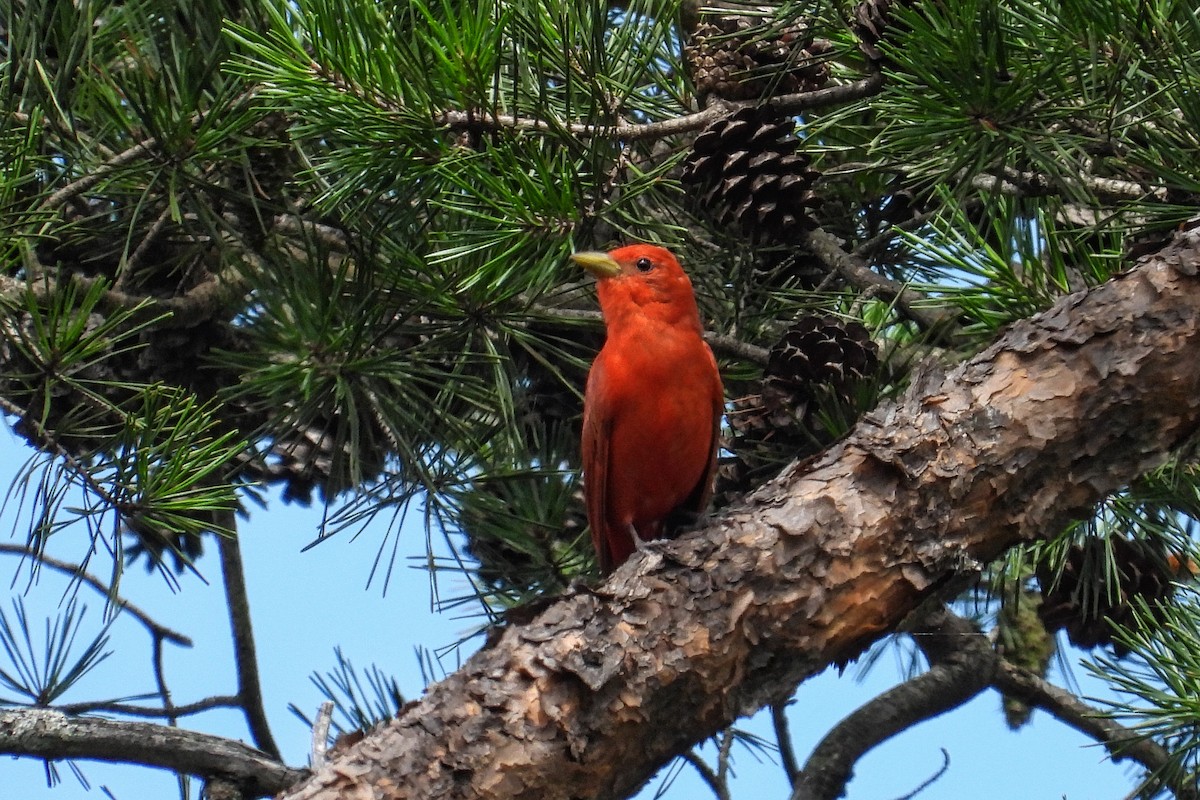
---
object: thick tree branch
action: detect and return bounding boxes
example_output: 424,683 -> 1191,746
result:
0,708 -> 304,797
278,229 -> 1200,800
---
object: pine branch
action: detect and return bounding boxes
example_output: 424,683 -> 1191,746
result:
433,73 -> 885,142
0,708 -> 304,797
0,267 -> 248,330
987,166 -> 1170,203
38,137 -> 160,215
803,227 -> 961,337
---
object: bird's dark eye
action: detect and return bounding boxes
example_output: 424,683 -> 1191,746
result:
635,257 -> 653,272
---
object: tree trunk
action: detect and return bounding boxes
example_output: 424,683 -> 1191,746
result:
281,230 -> 1200,800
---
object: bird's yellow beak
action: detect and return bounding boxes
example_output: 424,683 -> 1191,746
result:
571,251 -> 622,279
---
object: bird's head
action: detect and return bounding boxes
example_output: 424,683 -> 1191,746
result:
571,244 -> 701,331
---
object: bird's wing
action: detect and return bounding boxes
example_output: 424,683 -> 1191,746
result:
582,358 -> 615,574
683,345 -> 724,516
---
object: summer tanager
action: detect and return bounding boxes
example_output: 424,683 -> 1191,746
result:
573,244 -> 724,573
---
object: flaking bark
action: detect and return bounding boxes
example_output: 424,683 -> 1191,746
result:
281,230 -> 1200,800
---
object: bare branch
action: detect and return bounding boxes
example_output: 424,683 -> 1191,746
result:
791,607 -> 993,800
680,750 -> 732,800
771,700 -> 799,787
311,702 -> 335,770
0,708 -> 304,797
894,748 -> 950,800
53,695 -> 242,719
0,544 -> 192,647
993,661 -> 1198,800
217,514 -> 281,760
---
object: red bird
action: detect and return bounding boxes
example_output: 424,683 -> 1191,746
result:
573,244 -> 724,573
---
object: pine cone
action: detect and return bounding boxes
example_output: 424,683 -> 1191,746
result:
766,315 -> 878,397
853,0 -> 918,62
717,316 -> 878,505
686,13 -> 830,101
681,106 -> 821,239
1036,536 -> 1196,655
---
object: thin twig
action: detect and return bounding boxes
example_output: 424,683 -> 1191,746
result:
803,226 -> 960,338
151,634 -> 177,726
311,701 -> 335,769
216,513 -> 281,760
54,695 -> 242,718
771,700 -> 800,787
892,748 -> 950,800
680,750 -> 731,800
120,205 -> 175,291
715,728 -> 735,786
0,543 -> 192,646
0,396 -> 128,520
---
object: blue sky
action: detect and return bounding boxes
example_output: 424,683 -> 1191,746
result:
0,428 -> 1141,800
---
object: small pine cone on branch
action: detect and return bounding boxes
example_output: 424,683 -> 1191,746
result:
853,0 -> 918,62
717,316 -> 878,504
686,12 -> 831,101
681,106 -> 821,240
765,315 -> 878,401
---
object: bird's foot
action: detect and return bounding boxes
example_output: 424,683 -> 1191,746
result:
629,525 -> 673,558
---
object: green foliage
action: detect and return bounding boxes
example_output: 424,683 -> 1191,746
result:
1088,593 -> 1200,794
903,193 -> 1122,336
289,647 -> 406,740
0,597 -> 112,706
